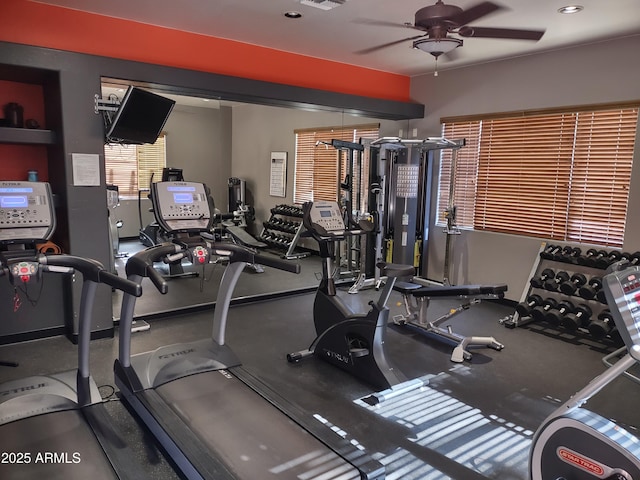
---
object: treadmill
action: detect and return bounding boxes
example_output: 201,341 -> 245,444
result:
115,180 -> 385,480
0,181 -> 146,480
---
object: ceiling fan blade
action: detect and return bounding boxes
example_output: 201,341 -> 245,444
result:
354,35 -> 426,54
353,18 -> 427,32
449,1 -> 503,26
458,26 -> 545,40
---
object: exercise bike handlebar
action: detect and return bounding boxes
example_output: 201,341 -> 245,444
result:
209,243 -> 300,274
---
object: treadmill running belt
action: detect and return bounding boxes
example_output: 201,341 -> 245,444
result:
156,369 -> 360,479
0,409 -> 118,480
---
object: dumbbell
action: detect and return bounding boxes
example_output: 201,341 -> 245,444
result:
578,276 -> 603,300
530,268 -> 556,289
540,244 -> 562,260
603,250 -> 623,267
558,246 -> 582,263
577,249 -> 607,268
515,294 -> 544,317
546,300 -> 575,326
627,251 -> 640,266
531,298 -> 558,323
595,287 -> 609,305
543,271 -> 570,292
562,304 -> 593,331
588,309 -> 616,340
558,273 -> 587,295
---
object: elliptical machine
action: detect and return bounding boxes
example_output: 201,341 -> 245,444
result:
287,200 -> 416,391
529,262 -> 640,479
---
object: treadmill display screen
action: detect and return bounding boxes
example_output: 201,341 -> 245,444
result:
173,193 -> 193,204
0,195 -> 28,208
621,273 -> 640,333
319,210 -> 332,218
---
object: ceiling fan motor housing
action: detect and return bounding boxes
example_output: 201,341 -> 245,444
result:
414,2 -> 463,29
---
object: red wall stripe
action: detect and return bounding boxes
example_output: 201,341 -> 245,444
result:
0,0 -> 412,102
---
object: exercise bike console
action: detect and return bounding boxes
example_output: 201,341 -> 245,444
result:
529,264 -> 640,479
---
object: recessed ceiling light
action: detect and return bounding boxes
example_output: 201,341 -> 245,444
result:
284,11 -> 303,19
558,5 -> 583,14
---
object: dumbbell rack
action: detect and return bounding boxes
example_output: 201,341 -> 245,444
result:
259,204 -> 309,259
505,242 -> 633,347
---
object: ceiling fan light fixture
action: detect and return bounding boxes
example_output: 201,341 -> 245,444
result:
558,5 -> 583,14
413,37 -> 462,57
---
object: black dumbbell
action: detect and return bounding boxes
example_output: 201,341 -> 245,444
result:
596,287 -> 608,305
546,300 -> 575,326
562,304 -> 593,331
559,273 -> 587,296
578,276 -> 603,300
516,294 -> 544,317
531,298 -> 558,323
588,309 -> 616,340
604,250 -> 623,266
543,271 -> 570,292
540,244 -> 562,260
628,251 -> 640,266
558,246 -> 582,263
578,249 -> 607,268
530,268 -> 556,289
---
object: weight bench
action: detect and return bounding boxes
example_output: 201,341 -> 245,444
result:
224,225 -> 267,273
393,282 -> 507,363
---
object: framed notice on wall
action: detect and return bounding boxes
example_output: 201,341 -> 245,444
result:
269,152 -> 287,197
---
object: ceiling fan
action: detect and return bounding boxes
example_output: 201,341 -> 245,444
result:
357,0 -> 545,60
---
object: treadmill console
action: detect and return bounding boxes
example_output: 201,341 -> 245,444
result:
603,265 -> 640,361
305,201 -> 345,234
0,181 -> 55,244
150,181 -> 212,234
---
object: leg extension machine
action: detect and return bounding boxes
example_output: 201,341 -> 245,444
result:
393,282 -> 507,362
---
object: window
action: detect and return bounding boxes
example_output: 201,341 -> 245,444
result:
293,124 -> 379,206
104,134 -> 167,198
438,105 -> 639,247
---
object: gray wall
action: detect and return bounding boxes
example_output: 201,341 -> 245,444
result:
115,104 -> 233,238
409,35 -> 640,300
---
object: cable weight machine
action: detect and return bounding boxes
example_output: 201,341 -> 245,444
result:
363,137 -> 465,287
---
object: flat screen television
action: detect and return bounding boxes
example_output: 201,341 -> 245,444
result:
105,86 -> 176,144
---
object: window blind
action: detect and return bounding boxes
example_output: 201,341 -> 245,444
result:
293,124 -> 379,205
439,105 -> 638,247
104,133 -> 167,197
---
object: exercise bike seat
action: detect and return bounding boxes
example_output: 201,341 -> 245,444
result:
376,262 -> 415,278
407,284 -> 508,298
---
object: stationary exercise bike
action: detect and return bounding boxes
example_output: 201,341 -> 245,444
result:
287,200 -> 415,390
529,262 -> 640,479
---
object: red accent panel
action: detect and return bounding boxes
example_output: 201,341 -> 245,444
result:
0,0 -> 411,102
0,79 -> 46,128
0,144 -> 49,181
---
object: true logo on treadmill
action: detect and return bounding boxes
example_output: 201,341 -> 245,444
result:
158,348 -> 195,359
0,383 -> 47,397
557,447 -> 605,475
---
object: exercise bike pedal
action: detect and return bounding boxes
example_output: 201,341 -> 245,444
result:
349,347 -> 370,358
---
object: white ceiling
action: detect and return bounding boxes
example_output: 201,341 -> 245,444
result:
36,0 -> 640,77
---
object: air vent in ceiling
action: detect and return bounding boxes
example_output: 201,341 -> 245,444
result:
299,0 -> 347,11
